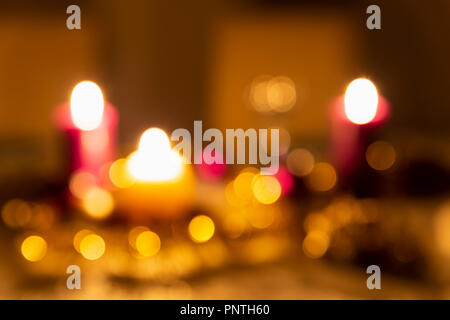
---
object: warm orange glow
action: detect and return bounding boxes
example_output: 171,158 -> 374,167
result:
233,170 -> 257,200
81,128 -> 109,153
79,234 -> 105,260
82,187 -> 114,219
223,213 -> 247,239
109,158 -> 135,188
433,201 -> 450,257
73,229 -> 94,253
127,128 -> 183,182
302,230 -> 330,259
286,148 -> 315,177
70,81 -> 104,131
266,77 -> 296,112
250,76 -> 296,113
344,78 -> 378,125
304,212 -> 332,233
29,203 -> 55,230
248,206 -> 276,229
252,175 -> 282,205
366,141 -> 396,171
69,170 -> 97,199
128,226 -> 149,249
135,230 -> 161,257
188,215 -> 215,243
306,162 -> 337,192
225,182 -> 240,206
21,235 -> 47,262
1,199 -> 32,228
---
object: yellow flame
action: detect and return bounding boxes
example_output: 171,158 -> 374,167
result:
70,81 -> 104,131
127,128 -> 182,182
344,78 -> 378,125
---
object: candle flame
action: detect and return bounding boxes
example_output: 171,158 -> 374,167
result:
344,78 -> 378,125
70,81 -> 104,131
127,128 -> 182,182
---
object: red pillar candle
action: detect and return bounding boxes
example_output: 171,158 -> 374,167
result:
54,81 -> 118,185
329,78 -> 390,185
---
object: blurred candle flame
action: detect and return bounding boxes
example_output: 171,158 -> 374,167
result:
127,128 -> 183,182
344,78 -> 378,125
70,81 -> 105,131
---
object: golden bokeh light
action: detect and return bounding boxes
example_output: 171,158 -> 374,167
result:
233,170 -> 257,200
249,76 -> 272,113
109,158 -> 136,188
247,206 -> 276,229
304,212 -> 332,233
82,187 -> 114,219
305,162 -> 337,192
128,226 -> 149,249
286,148 -> 315,177
69,170 -> 97,199
73,229 -> 95,253
79,234 -> 105,260
1,198 -> 32,228
223,213 -> 247,239
266,76 -> 297,112
21,235 -> 47,262
249,76 -> 296,113
302,230 -> 330,259
188,215 -> 215,243
135,230 -> 161,257
366,141 -> 396,171
225,182 -> 240,207
252,175 -> 282,205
